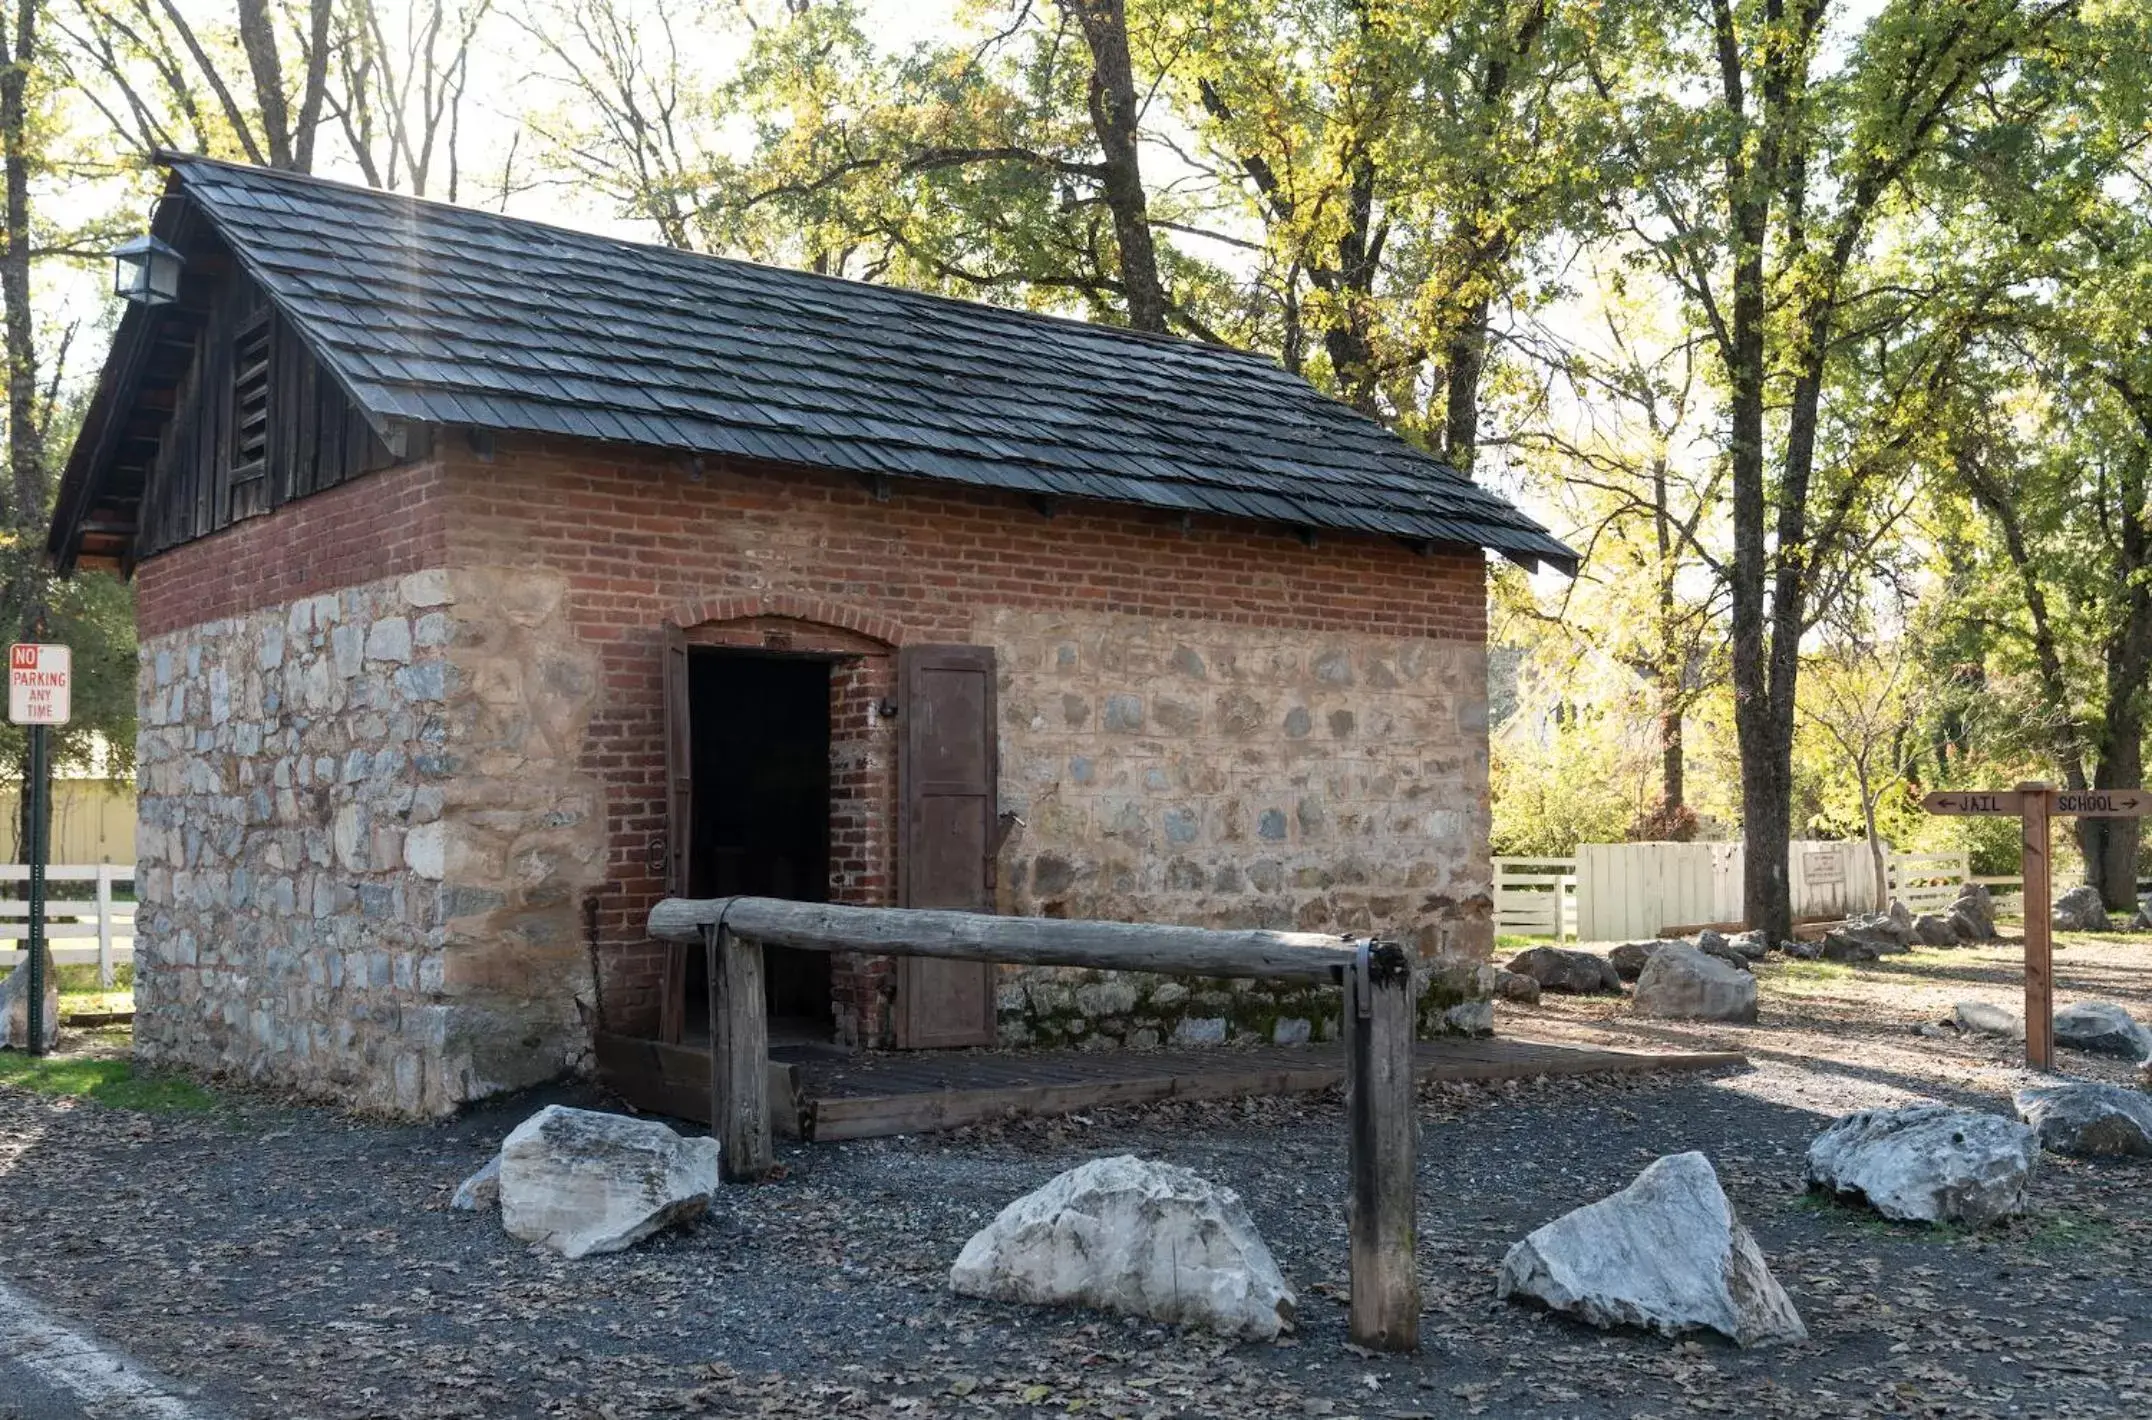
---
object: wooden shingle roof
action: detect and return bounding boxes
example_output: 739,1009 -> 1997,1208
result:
68,156 -> 1576,571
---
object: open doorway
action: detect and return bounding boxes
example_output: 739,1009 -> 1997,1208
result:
686,650 -> 834,1045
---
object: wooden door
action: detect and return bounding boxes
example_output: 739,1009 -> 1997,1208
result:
895,643 -> 1000,1048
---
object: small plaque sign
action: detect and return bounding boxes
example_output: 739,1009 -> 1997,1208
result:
1802,850 -> 1845,886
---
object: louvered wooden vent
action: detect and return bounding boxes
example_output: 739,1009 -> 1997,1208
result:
230,312 -> 271,484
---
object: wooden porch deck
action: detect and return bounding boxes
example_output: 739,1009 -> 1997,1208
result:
595,1030 -> 1745,1142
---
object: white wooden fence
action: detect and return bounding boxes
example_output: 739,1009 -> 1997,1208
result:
1886,852 -> 1971,915
0,864 -> 137,987
1492,858 -> 1579,940
1499,841 -> 1984,942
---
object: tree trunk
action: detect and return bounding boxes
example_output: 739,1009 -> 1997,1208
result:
235,0 -> 295,168
0,0 -> 39,532
1860,774 -> 1887,911
1065,0 -> 1167,334
1440,299 -> 1490,472
1659,702 -> 1684,811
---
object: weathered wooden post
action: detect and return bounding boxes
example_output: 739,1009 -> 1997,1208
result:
1342,938 -> 1419,1352
708,923 -> 774,1181
2018,781 -> 2054,1073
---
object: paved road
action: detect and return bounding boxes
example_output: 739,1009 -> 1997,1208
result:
0,1278 -> 209,1420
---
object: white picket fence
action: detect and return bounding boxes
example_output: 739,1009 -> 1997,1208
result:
0,864 -> 137,987
1498,841 -> 1978,942
1492,858 -> 1579,940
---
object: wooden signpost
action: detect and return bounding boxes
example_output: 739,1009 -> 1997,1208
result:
1921,781 -> 2150,1070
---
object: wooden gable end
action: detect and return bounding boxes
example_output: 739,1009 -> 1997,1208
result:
66,224 -> 424,573
130,273 -> 415,562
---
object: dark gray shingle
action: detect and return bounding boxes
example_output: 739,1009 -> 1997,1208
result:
172,157 -> 1574,570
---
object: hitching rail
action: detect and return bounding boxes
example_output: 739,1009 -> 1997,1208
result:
646,895 -> 1422,1352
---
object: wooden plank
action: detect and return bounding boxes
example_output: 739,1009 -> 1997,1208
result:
648,896 -> 1356,982
591,1032 -> 801,1138
1345,943 -> 1418,1352
713,926 -> 774,1181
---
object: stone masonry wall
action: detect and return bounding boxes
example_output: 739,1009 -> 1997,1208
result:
985,607 -> 1492,1048
135,560 -> 605,1114
132,433 -> 1501,1107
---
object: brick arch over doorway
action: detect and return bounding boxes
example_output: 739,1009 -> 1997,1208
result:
662,607 -> 902,1047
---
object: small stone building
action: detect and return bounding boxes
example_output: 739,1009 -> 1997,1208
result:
52,158 -> 1573,1116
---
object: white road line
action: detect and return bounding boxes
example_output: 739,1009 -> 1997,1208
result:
0,1277 -> 207,1419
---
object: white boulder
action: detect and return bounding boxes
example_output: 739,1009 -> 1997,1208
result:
1805,1105 -> 2037,1226
497,1106 -> 719,1259
1952,1001 -> 2025,1040
2052,1001 -> 2152,1059
949,1155 -> 1294,1340
0,948 -> 59,1052
2014,1082 -> 2152,1158
1632,944 -> 1758,1023
1497,1152 -> 1806,1348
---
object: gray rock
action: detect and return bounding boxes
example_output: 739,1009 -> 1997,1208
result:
1952,1001 -> 2024,1040
1609,940 -> 1676,982
1805,1104 -> 2037,1226
1781,937 -> 1823,961
497,1105 -> 719,1259
2052,1001 -> 2152,1059
1727,930 -> 1771,961
451,1156 -> 501,1211
1633,944 -> 1758,1023
2132,906 -> 2152,932
1492,970 -> 1542,1005
2053,885 -> 2112,933
1506,946 -> 1622,995
1950,885 -> 1998,941
1496,1152 -> 1806,1348
1695,929 -> 1729,953
1914,914 -> 1957,947
1697,939 -> 1754,973
2014,1082 -> 2152,1158
0,948 -> 58,1052
1819,931 -> 1882,963
950,1155 -> 1294,1340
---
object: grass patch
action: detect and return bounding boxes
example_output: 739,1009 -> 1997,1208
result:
1764,958 -> 1851,984
0,1040 -> 213,1113
1494,934 -> 1547,952
2018,1212 -> 2119,1254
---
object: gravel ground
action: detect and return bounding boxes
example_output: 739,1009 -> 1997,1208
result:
0,936 -> 2148,1419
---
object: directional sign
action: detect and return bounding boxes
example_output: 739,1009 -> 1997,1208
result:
1921,790 -> 2023,816
2052,790 -> 2151,817
7,643 -> 69,726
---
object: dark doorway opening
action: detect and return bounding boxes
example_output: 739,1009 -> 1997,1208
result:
686,650 -> 834,1044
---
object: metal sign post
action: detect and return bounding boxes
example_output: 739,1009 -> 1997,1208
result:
1923,781 -> 2150,1071
8,643 -> 69,1057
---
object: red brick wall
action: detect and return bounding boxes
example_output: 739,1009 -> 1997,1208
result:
133,460 -> 450,638
432,437 -> 1486,1033
133,433 -> 1490,1040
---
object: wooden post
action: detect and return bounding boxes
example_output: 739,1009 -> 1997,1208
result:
1343,939 -> 1419,1352
96,863 -> 114,989
2019,781 -> 2053,1072
708,923 -> 773,1182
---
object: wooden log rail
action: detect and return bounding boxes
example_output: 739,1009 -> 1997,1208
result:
647,895 -> 1421,1352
